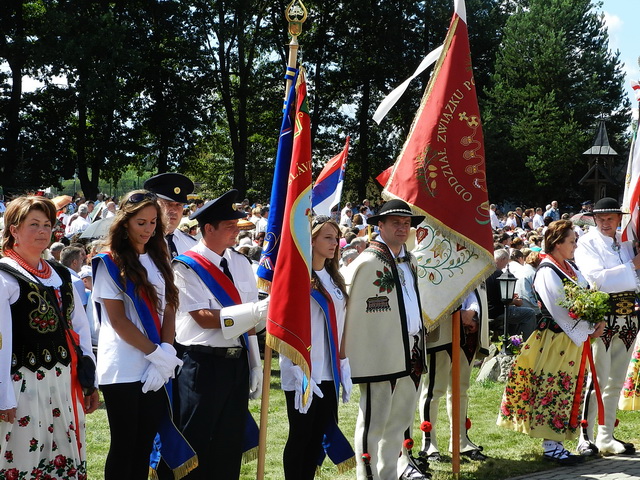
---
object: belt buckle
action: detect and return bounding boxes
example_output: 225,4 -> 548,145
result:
225,347 -> 242,359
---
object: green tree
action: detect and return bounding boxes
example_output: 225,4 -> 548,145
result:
484,0 -> 630,204
299,0 -> 507,201
0,0 -> 51,194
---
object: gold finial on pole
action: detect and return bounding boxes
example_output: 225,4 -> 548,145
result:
285,0 -> 308,38
283,0 -> 308,102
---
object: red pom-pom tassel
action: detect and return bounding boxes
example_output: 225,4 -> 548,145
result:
580,419 -> 588,428
615,418 -> 620,427
361,453 -> 371,464
420,421 -> 432,433
466,417 -> 472,430
403,439 -> 414,450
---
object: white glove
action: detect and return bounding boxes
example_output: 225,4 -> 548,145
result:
253,297 -> 270,321
248,335 -> 262,400
141,363 -> 166,393
249,367 -> 263,400
220,297 -> 270,340
145,343 -> 183,379
292,365 -> 323,414
340,357 -> 352,403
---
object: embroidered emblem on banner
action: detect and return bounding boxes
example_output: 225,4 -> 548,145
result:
366,296 -> 391,313
413,223 -> 478,286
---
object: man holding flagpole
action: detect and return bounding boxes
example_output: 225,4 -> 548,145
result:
342,199 -> 430,480
169,190 -> 269,479
371,0 -> 495,475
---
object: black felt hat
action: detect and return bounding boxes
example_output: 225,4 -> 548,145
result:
190,189 -> 246,225
590,197 -> 623,215
143,173 -> 194,204
367,199 -> 425,228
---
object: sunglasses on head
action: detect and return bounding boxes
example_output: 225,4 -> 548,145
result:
312,215 -> 331,229
126,192 -> 157,205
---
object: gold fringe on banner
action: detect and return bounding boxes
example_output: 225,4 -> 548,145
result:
336,455 -> 356,474
256,277 -> 272,293
243,446 -> 259,464
149,456 -> 199,480
266,333 -> 312,405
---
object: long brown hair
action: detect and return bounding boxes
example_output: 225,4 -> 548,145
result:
310,216 -> 348,300
1,196 -> 57,252
107,190 -> 179,311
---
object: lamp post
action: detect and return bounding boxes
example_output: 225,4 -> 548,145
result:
498,264 -> 517,354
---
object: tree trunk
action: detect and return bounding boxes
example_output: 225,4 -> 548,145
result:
3,0 -> 25,187
357,79 -> 371,200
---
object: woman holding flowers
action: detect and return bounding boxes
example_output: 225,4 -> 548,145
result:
497,220 -> 605,465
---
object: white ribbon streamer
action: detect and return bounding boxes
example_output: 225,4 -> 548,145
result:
372,45 -> 444,124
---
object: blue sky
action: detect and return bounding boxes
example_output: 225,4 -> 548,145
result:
600,0 -> 639,116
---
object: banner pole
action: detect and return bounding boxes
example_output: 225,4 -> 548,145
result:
451,310 -> 461,478
256,3 -> 307,479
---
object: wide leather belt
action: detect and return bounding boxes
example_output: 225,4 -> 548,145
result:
608,291 -> 637,316
184,344 -> 244,359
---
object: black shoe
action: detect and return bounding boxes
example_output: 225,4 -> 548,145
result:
414,452 -> 432,471
577,442 -> 599,457
460,449 -> 488,461
422,451 -> 442,462
399,463 -> 432,480
543,446 -> 583,466
613,437 -> 636,454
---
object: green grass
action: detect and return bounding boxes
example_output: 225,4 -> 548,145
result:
86,357 -> 640,479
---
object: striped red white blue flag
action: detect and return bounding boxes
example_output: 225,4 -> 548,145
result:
312,136 -> 350,216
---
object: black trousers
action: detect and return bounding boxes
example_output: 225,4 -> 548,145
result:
101,382 -> 165,480
177,350 -> 249,480
283,381 -> 338,480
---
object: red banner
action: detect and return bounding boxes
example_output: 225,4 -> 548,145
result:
383,12 -> 494,328
266,70 -> 314,403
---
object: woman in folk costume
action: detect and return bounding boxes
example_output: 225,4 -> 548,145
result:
497,220 -> 605,465
0,196 -> 99,477
92,190 -> 193,479
280,216 -> 354,479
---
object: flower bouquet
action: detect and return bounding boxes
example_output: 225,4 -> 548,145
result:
499,334 -> 523,355
556,280 -> 610,328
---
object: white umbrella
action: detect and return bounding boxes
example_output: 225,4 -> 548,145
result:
80,216 -> 115,239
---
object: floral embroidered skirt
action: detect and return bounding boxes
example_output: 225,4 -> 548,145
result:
0,364 -> 86,479
619,334 -> 640,410
497,328 -> 588,441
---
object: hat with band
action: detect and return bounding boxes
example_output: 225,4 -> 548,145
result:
367,199 -> 425,227
144,173 -> 194,204
590,197 -> 623,215
190,189 -> 246,225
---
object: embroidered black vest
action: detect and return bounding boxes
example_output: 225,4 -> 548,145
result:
0,261 -> 74,373
534,262 -> 571,334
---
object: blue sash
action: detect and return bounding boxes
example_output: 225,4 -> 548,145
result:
310,289 -> 355,471
174,251 -> 259,461
92,253 -> 198,478
310,289 -> 341,398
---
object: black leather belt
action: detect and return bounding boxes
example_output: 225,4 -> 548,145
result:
184,344 -> 244,359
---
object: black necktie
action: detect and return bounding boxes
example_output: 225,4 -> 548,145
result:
166,233 -> 178,258
220,257 -> 234,282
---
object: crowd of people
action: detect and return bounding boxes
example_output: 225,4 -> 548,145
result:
1,181 -> 640,480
